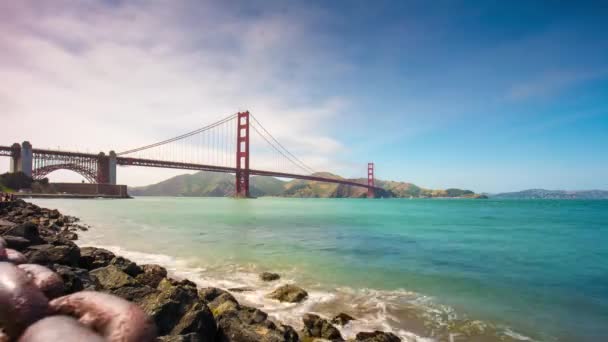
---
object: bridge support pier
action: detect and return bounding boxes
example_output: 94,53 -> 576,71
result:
9,142 -> 33,177
235,111 -> 250,198
108,151 -> 117,185
367,162 -> 375,198
97,152 -> 109,184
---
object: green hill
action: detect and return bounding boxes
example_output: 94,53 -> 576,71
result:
129,171 -> 482,199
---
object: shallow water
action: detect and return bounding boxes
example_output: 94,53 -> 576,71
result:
29,197 -> 608,341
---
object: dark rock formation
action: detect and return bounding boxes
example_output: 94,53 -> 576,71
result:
136,264 -> 168,288
139,278 -> 217,340
331,312 -> 356,326
110,256 -> 144,277
260,272 -> 280,281
355,331 -> 401,342
301,313 -> 344,341
267,284 -> 308,303
79,246 -> 115,270
90,265 -> 139,290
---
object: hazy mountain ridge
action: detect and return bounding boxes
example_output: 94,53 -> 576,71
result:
491,189 -> 608,199
129,171 -> 483,198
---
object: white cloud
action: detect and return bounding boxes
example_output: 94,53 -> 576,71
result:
0,0 -> 352,185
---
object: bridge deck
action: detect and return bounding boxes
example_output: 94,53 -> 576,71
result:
0,146 -> 379,190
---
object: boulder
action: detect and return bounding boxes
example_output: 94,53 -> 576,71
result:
139,278 -> 202,336
79,247 -> 115,270
199,287 -> 234,304
331,313 -> 355,326
266,284 -> 308,303
136,264 -> 168,288
3,222 -> 43,244
355,331 -> 401,342
259,272 -> 280,282
170,301 -> 217,339
301,313 -> 343,341
111,285 -> 157,302
90,265 -> 138,290
110,256 -> 143,277
52,264 -> 100,293
25,243 -> 80,267
2,236 -> 31,251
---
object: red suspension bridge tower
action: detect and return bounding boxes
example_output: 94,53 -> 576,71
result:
367,162 -> 375,198
235,111 -> 250,197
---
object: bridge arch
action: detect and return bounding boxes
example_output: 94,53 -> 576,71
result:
33,163 -> 98,183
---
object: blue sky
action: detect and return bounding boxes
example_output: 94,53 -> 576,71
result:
0,1 -> 607,192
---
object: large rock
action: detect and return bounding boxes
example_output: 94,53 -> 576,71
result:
205,287 -> 299,342
109,256 -> 143,277
25,243 -> 80,267
260,272 -> 280,282
331,313 -> 355,326
111,285 -> 157,302
140,278 -> 216,340
52,264 -> 100,293
355,331 -> 401,342
266,284 -> 308,303
301,313 -> 343,341
135,264 -> 167,288
3,222 -> 42,244
170,301 -> 217,339
90,265 -> 138,290
79,247 -> 115,270
2,236 -> 31,251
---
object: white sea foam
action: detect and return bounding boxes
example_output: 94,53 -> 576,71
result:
74,236 -> 535,342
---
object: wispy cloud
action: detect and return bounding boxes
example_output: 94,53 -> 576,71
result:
506,68 -> 608,101
0,0 -> 353,184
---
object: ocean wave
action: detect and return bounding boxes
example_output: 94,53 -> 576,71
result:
74,238 -> 537,342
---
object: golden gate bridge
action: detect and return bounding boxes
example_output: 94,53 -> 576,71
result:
0,111 -> 379,198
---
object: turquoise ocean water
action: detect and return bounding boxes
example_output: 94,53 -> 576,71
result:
29,198 -> 608,341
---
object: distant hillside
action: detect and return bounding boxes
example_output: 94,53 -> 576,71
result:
491,189 -> 608,199
129,171 -> 484,199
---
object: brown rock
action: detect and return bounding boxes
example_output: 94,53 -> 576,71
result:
266,284 -> 308,303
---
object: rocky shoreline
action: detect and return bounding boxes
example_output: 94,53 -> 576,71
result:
1,199 -> 401,342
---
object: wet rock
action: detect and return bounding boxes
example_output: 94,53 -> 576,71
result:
140,278 -> 204,336
3,235 -> 31,251
260,272 -> 280,282
136,264 -> 168,288
331,312 -> 356,326
354,331 -> 401,342
111,285 -> 157,302
266,284 -> 308,303
90,265 -> 138,290
3,222 -> 43,244
79,246 -> 115,270
25,243 -> 80,267
110,256 -> 143,277
158,333 -> 203,342
52,264 -> 100,293
301,313 -> 343,341
59,231 -> 78,241
170,301 -> 217,339
48,209 -> 61,219
199,287 -> 234,303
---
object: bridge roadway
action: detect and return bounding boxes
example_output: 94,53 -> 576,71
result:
0,146 -> 380,191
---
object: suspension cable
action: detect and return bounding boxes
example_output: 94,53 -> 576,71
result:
118,113 -> 237,155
